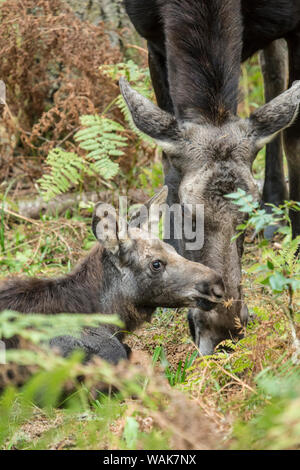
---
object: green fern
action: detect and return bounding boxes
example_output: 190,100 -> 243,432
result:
37,148 -> 86,202
38,60 -> 155,201
38,117 -> 127,201
100,60 -> 152,94
75,115 -> 126,179
100,60 -> 156,146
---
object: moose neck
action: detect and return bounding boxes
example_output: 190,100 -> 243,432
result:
0,244 -> 154,333
204,224 -> 243,303
161,0 -> 243,124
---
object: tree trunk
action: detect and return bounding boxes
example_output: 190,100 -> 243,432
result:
66,0 -> 139,47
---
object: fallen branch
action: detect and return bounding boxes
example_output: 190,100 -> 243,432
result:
2,188 -> 149,220
2,191 -> 110,219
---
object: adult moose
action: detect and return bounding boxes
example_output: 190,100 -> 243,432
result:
122,0 -> 300,354
0,187 -> 224,364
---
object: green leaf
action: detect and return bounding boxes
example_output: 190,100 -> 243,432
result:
269,272 -> 289,293
267,260 -> 274,270
123,417 -> 139,450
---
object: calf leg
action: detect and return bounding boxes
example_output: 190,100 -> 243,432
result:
260,39 -> 289,238
285,31 -> 300,239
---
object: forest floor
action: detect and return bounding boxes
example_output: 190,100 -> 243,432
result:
0,201 -> 299,450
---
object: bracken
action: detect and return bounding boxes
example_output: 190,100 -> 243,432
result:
0,0 -> 123,180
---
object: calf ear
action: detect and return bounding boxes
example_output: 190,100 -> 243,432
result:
92,203 -> 132,255
119,77 -> 179,152
129,186 -> 168,232
249,81 -> 300,150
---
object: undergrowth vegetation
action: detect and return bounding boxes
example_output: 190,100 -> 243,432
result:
0,0 -> 155,191
37,61 -> 154,200
0,0 -> 299,451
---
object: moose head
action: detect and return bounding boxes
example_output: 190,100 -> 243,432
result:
92,185 -> 225,322
119,77 -> 300,353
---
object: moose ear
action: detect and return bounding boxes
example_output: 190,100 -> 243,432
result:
119,77 -> 179,152
129,186 -> 168,233
249,81 -> 300,150
92,203 -> 132,255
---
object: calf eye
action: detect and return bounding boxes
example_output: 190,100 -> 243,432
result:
150,260 -> 164,273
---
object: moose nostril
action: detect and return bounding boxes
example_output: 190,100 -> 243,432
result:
196,281 -> 211,297
212,280 -> 225,299
197,279 -> 225,299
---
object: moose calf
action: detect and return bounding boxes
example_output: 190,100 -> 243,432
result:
0,187 -> 224,364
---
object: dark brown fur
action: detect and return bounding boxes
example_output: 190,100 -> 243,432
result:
0,245 -> 105,316
0,191 -> 225,362
158,0 -> 243,123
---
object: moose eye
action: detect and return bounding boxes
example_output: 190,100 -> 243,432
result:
150,260 -> 164,273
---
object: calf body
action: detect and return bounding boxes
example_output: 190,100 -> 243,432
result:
49,327 -> 130,365
123,0 -> 300,353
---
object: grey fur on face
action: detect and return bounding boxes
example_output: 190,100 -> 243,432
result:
120,78 -> 300,354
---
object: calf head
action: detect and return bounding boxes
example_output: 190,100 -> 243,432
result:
120,77 -> 300,353
92,186 -> 224,313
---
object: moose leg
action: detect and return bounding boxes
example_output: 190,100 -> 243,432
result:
285,32 -> 300,239
124,0 -> 183,251
260,39 -> 288,238
124,0 -> 183,250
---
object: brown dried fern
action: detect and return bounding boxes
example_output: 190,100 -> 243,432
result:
0,0 -> 126,180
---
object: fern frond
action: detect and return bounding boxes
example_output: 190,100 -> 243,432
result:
75,115 -> 126,180
101,61 -> 156,147
38,148 -> 86,202
100,61 -> 152,95
38,60 -> 153,202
